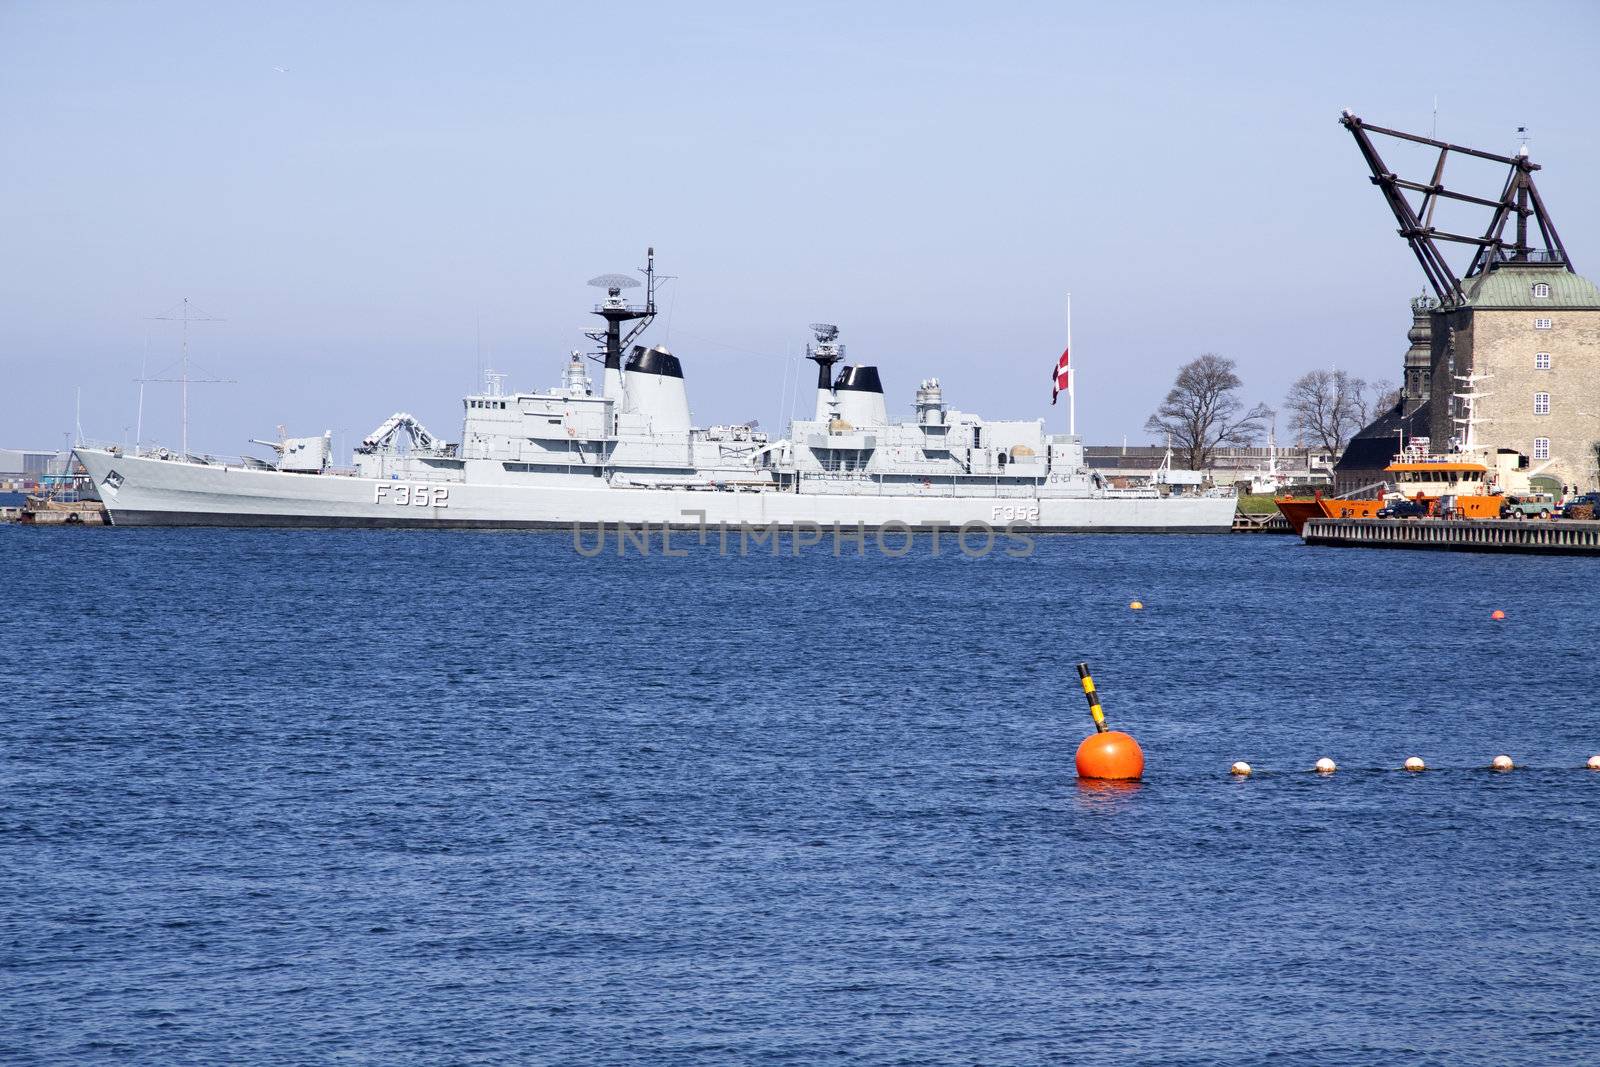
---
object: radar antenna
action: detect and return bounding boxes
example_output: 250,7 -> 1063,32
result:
587,273 -> 641,291
583,248 -> 658,373
804,322 -> 844,389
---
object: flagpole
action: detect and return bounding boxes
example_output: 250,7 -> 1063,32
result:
1067,292 -> 1075,437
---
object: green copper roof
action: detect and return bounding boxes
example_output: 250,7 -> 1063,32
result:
1463,264 -> 1600,309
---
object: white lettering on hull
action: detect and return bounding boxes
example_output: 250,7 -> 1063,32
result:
374,483 -> 451,508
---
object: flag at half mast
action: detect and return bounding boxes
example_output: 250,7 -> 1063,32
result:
1056,293 -> 1075,435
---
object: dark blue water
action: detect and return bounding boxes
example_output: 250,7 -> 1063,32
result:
3,527 -> 1599,1065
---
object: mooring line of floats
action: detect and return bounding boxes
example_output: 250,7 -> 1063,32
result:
1071,657 -> 1600,782
1095,600 -> 1599,779
1228,755 -> 1600,776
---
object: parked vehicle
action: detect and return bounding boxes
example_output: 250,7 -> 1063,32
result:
1559,492 -> 1600,520
1501,492 -> 1556,519
1377,498 -> 1430,519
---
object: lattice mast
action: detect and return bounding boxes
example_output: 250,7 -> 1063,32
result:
585,248 -> 659,403
142,298 -> 234,456
1339,111 -> 1572,306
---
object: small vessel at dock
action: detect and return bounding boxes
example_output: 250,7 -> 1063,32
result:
1274,491 -> 1384,536
15,480 -> 108,525
1381,450 -> 1531,519
1277,441 -> 1539,534
1291,440 -> 1573,551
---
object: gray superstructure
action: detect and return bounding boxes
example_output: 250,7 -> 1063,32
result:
74,252 -> 1236,532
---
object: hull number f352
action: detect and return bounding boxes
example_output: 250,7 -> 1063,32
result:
374,483 -> 450,507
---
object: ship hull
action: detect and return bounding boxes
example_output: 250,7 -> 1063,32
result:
1275,496 -> 1384,535
76,449 -> 1236,533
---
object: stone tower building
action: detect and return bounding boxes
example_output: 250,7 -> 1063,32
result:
1401,294 -> 1436,415
1332,299 -> 1437,494
1339,112 -> 1600,490
1427,263 -> 1600,487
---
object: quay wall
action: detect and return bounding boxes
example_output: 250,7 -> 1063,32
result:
1305,516 -> 1600,555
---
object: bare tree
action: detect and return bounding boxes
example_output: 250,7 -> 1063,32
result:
1367,378 -> 1400,418
1144,354 -> 1272,470
1283,370 -> 1371,455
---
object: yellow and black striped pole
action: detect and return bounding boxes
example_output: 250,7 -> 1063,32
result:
1074,660 -> 1143,779
1077,662 -> 1108,733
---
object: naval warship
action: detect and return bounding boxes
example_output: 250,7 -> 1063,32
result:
73,251 -> 1236,532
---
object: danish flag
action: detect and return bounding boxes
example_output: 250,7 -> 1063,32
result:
1051,346 -> 1070,405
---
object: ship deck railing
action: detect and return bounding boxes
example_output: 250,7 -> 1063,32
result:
76,441 -> 364,476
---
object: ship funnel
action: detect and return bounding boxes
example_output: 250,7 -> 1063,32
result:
833,365 -> 887,426
602,361 -> 625,403
623,344 -> 691,433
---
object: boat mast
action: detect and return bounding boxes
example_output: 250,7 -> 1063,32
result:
135,332 -> 148,452
585,248 -> 659,406
144,298 -> 230,456
1452,371 -> 1493,452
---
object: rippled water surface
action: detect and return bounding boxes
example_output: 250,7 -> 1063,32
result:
3,527 -> 1599,1065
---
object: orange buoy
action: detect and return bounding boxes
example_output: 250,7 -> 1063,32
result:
1491,609 -> 1506,620
1129,600 -> 1144,611
1076,730 -> 1144,779
1073,662 -> 1145,779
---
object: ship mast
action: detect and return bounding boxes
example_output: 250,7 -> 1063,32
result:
142,298 -> 232,457
804,323 -> 843,422
1451,371 -> 1493,453
585,248 -> 658,404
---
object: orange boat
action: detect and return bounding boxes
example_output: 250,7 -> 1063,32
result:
1275,491 -> 1384,535
1278,450 -> 1533,533
1383,458 -> 1509,518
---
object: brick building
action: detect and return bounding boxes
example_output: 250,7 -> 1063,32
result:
1427,262 -> 1600,487
1334,112 -> 1600,494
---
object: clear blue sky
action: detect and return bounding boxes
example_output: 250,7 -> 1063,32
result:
3,0 -> 1597,454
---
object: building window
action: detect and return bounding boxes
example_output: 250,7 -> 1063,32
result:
1534,437 -> 1551,460
1534,392 -> 1550,416
1532,283 -> 1551,299
1534,317 -> 1553,330
1535,352 -> 1552,370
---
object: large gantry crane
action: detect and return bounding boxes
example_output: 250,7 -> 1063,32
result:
1339,110 -> 1572,307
